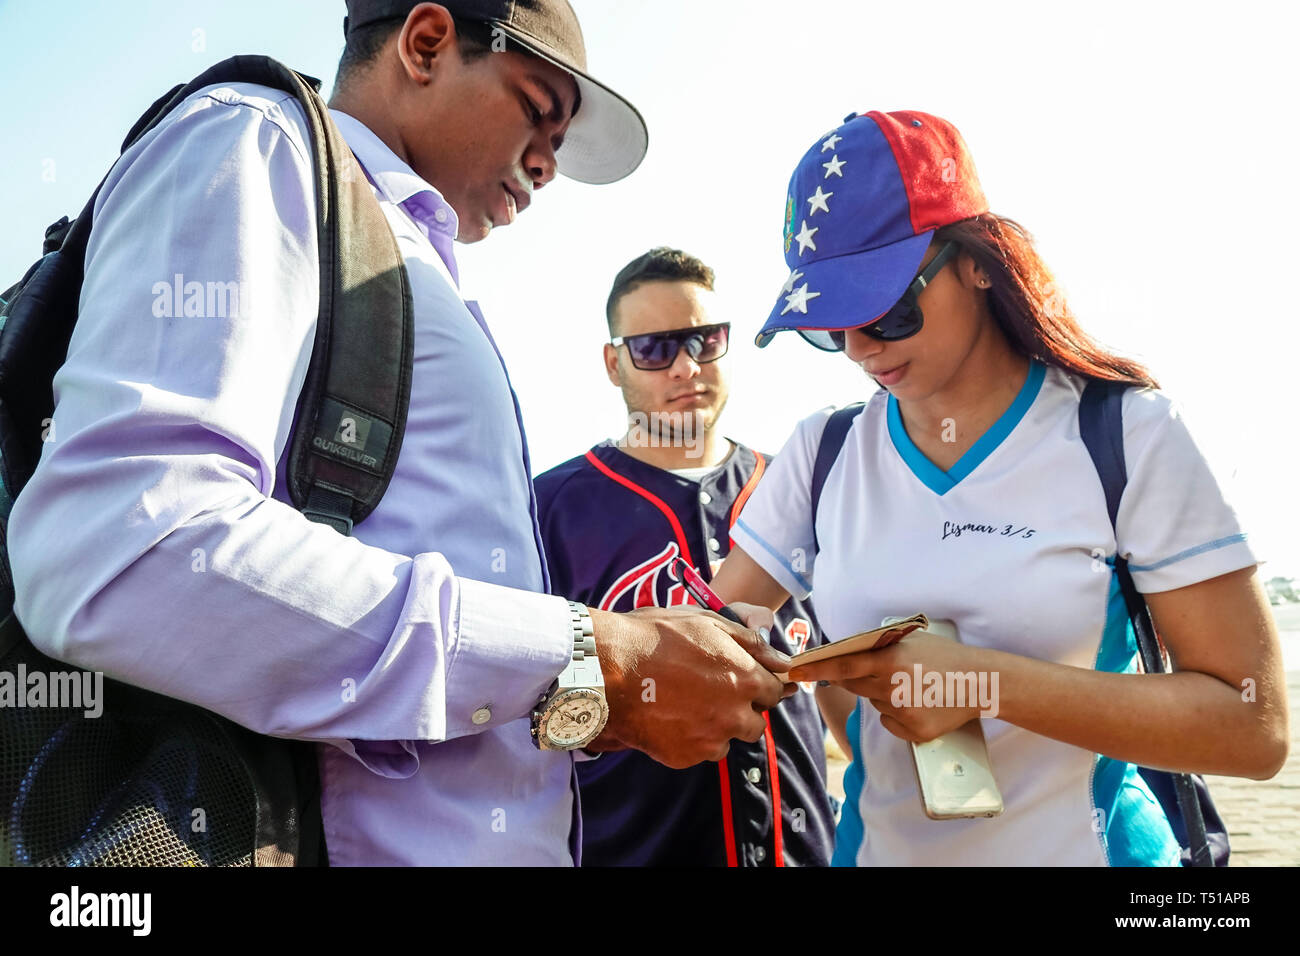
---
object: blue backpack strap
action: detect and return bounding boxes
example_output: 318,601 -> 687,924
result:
1078,378 -> 1217,867
1077,379 -> 1128,529
810,403 -> 866,554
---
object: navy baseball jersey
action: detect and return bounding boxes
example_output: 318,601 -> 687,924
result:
534,440 -> 837,867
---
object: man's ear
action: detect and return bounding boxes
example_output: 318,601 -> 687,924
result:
603,343 -> 622,387
396,3 -> 458,85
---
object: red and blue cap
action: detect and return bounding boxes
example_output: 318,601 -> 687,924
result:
755,110 -> 988,347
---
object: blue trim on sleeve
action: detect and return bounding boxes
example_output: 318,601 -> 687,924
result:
733,516 -> 814,594
1127,533 -> 1249,573
886,360 -> 1046,496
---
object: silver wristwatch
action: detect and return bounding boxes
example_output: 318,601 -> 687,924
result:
530,601 -> 609,751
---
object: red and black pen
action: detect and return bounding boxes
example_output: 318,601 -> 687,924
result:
671,556 -> 745,626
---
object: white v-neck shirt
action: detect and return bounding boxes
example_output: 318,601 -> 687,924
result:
731,361 -> 1255,866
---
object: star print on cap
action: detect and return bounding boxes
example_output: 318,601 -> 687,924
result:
807,186 -> 833,216
793,220 -> 819,256
755,110 -> 989,348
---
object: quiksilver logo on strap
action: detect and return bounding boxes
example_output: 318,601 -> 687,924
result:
311,398 -> 392,475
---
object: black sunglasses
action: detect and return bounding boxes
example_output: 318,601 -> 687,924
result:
611,322 -> 731,371
797,241 -> 961,352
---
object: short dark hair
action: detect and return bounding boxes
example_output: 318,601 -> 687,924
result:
606,248 -> 716,333
334,14 -> 495,90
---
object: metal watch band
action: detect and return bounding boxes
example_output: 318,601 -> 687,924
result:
530,602 -> 607,751
564,601 -> 603,688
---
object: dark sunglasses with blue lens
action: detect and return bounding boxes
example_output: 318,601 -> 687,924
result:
797,241 -> 961,352
611,322 -> 730,371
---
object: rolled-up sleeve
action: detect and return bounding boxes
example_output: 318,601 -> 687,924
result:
6,90 -> 572,778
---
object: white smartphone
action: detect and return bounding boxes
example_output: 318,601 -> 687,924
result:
881,616 -> 1004,820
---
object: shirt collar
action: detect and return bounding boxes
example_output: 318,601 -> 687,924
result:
328,108 -> 459,240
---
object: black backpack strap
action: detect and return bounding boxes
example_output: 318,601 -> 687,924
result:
268,63 -> 414,535
1078,378 -> 1214,867
125,56 -> 413,535
0,193 -> 101,493
810,403 -> 866,554
1,56 -> 413,532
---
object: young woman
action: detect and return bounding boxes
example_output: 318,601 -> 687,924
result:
711,109 -> 1289,866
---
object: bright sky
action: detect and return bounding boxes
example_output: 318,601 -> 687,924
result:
3,0 -> 1298,576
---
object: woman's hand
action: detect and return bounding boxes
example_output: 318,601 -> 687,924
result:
791,568 -> 1289,778
727,600 -> 776,637
789,631 -> 991,742
727,600 -> 798,702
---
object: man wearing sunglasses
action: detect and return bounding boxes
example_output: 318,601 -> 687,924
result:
534,248 -> 837,867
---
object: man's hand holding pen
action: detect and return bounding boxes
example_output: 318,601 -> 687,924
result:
584,590 -> 797,769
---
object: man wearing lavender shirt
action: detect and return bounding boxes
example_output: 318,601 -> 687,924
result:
6,1 -> 794,865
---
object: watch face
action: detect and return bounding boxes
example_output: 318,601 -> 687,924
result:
543,690 -> 607,748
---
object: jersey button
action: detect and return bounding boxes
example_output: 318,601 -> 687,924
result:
471,706 -> 492,725
754,845 -> 767,862
434,207 -> 449,224
698,490 -> 712,505
708,537 -> 720,553
745,767 -> 763,785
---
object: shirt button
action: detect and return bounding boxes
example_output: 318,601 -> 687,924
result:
708,537 -> 720,553
745,767 -> 762,785
698,490 -> 712,505
433,207 -> 449,224
754,845 -> 767,862
471,706 -> 492,725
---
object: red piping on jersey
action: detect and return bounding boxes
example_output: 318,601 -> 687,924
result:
584,450 -> 742,865
717,760 -> 738,867
728,453 -> 766,548
762,710 -> 784,867
584,451 -> 694,565
732,454 -> 780,866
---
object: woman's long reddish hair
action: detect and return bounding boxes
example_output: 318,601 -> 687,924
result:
934,214 -> 1158,388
